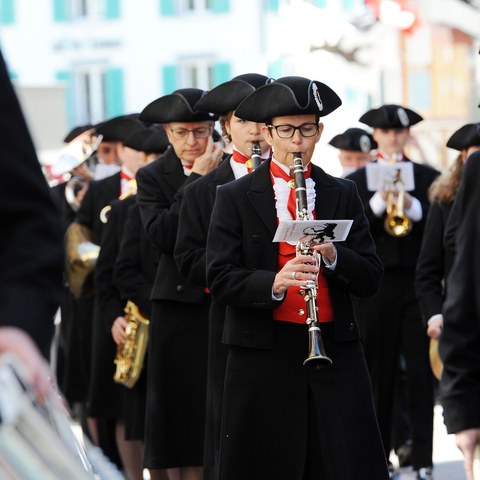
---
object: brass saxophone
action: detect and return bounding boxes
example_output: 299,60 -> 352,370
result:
113,300 -> 150,388
292,153 -> 332,369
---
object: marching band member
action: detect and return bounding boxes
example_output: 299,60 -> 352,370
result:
0,47 -> 63,393
416,123 -> 480,342
440,149 -> 480,480
174,73 -> 272,479
75,116 -> 145,468
136,88 -> 222,480
206,76 -> 388,480
328,127 -> 376,177
346,105 -> 440,479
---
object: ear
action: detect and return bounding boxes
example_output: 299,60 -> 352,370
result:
261,125 -> 274,147
164,124 -> 174,143
316,122 -> 324,143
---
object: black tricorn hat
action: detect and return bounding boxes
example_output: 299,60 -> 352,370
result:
139,88 -> 218,124
63,124 -> 94,143
359,104 -> 423,129
329,127 -> 377,152
95,116 -> 145,142
234,76 -> 342,122
142,127 -> 170,154
123,127 -> 152,151
195,73 -> 274,115
446,123 -> 480,151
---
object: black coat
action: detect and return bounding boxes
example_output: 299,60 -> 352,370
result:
0,49 -> 63,356
440,151 -> 480,434
207,160 -> 383,347
415,201 -> 454,326
136,147 -> 206,303
174,155 -> 234,287
88,195 -> 135,418
77,172 -> 121,243
346,159 -> 440,267
114,202 -> 158,316
174,156 -> 234,480
136,147 -> 210,468
205,159 -> 387,480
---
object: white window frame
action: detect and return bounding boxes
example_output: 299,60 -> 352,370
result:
72,64 -> 107,125
179,58 -> 215,90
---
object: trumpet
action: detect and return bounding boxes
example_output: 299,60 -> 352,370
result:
381,153 -> 412,237
384,188 -> 412,237
292,153 -> 332,369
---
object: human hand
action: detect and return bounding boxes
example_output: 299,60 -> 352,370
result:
312,242 -> 337,265
427,316 -> 443,339
190,137 -> 223,176
0,327 -> 56,404
455,429 -> 480,480
111,316 -> 128,345
272,254 -> 319,295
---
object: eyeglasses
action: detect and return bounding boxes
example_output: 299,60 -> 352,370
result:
267,123 -> 319,139
169,126 -> 213,140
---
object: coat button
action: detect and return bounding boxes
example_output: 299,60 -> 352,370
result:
348,322 -> 354,331
176,285 -> 185,293
252,235 -> 260,243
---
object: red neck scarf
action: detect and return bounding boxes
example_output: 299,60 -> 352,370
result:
270,160 -> 312,220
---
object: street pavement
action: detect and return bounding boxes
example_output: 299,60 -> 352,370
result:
393,405 -> 466,480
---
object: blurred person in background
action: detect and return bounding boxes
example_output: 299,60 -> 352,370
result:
0,47 -> 63,397
328,127 -> 376,177
346,104 -> 440,479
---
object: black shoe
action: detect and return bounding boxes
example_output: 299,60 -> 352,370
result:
417,466 -> 433,479
396,441 -> 413,468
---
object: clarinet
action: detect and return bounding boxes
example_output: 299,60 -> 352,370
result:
250,142 -> 262,170
292,153 -> 332,369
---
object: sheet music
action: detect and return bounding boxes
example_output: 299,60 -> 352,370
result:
366,162 -> 415,192
273,219 -> 353,243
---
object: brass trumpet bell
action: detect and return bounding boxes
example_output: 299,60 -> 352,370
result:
65,223 -> 100,298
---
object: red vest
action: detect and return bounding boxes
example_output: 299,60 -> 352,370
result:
269,162 -> 334,324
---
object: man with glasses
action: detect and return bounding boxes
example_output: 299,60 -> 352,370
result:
136,88 -> 223,480
205,76 -> 389,480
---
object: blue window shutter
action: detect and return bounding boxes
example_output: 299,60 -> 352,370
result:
56,70 -> 74,127
52,0 -> 68,21
313,0 -> 326,7
159,0 -> 175,16
211,0 -> 230,13
162,65 -> 178,94
8,70 -> 18,80
0,0 -> 15,24
213,62 -> 231,86
104,0 -> 120,19
268,58 -> 283,79
342,0 -> 354,10
266,0 -> 279,12
105,68 -> 125,118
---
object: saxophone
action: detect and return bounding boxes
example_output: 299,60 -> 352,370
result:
292,153 -> 332,369
113,300 -> 150,388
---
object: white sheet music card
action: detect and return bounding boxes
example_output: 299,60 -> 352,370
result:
365,162 -> 415,192
273,220 -> 353,243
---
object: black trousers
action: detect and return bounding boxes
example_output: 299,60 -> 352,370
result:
355,268 -> 434,469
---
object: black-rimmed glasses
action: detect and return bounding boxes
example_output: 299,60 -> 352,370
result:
267,123 -> 319,139
169,126 -> 213,140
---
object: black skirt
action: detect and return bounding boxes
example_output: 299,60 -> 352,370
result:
144,298 -> 210,469
217,321 -> 389,480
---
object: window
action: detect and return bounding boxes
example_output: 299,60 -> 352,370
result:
180,0 -> 212,13
72,65 -> 108,124
180,59 -> 215,89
